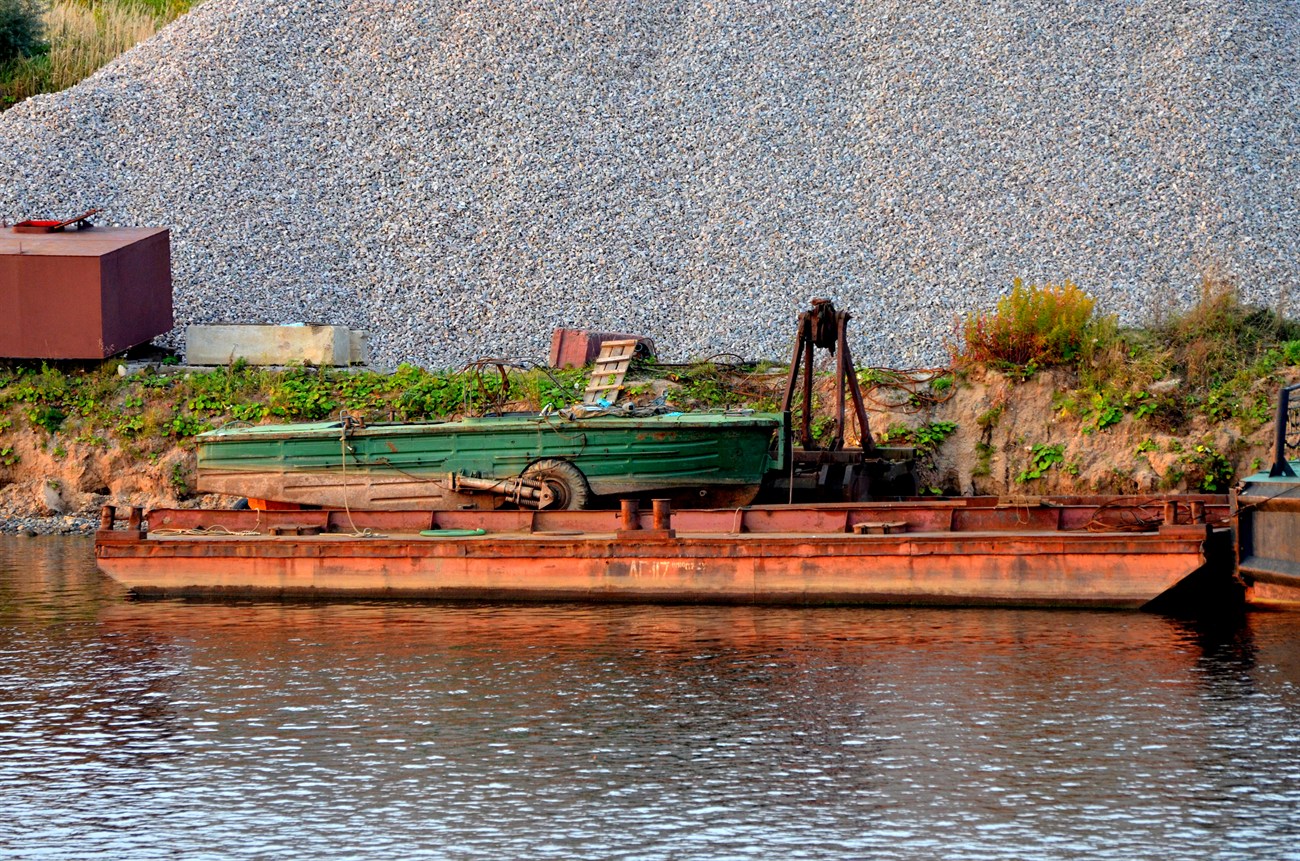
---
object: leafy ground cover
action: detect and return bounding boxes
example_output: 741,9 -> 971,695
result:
947,277 -> 1300,493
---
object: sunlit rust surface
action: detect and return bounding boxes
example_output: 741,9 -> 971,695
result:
1236,490 -> 1300,608
95,498 -> 1238,611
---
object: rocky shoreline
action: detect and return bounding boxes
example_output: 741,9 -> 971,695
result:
0,514 -> 100,536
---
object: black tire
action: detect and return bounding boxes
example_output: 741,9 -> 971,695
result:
523,459 -> 592,510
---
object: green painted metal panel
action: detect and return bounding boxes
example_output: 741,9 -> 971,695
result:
198,412 -> 786,496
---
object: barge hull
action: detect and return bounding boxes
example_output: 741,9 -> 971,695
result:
95,503 -> 1237,610
1235,481 -> 1300,607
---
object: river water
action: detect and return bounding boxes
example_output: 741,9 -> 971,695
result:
3,537 -> 1300,860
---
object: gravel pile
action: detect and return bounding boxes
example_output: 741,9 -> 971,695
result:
0,0 -> 1295,369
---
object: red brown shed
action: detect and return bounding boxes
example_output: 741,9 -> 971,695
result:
0,226 -> 173,359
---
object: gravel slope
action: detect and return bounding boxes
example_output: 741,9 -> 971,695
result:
0,0 -> 1295,368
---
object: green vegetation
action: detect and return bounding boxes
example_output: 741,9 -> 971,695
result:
168,460 -> 188,494
666,362 -> 749,410
0,359 -> 773,458
0,278 -> 1293,501
1183,441 -> 1236,493
975,404 -> 1004,430
961,276 -> 1300,427
0,0 -> 44,65
950,276 -> 1300,492
1077,281 -> 1300,436
878,420 -> 953,453
953,278 -> 1108,376
1,0 -> 192,110
909,421 -> 958,459
972,441 -> 994,478
1016,443 -> 1065,483
0,361 -> 546,455
876,420 -> 959,495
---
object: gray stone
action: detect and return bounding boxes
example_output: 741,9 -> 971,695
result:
41,483 -> 66,515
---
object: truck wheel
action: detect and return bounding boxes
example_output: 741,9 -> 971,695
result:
524,459 -> 592,510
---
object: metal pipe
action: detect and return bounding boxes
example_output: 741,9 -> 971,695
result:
451,474 -> 554,508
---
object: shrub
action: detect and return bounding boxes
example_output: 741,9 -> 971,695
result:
1183,443 -> 1234,493
40,0 -> 160,88
877,420 -> 958,458
1156,276 -> 1300,389
954,278 -> 1105,373
0,0 -> 44,66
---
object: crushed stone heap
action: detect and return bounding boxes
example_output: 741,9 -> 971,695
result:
1,0 -> 1295,369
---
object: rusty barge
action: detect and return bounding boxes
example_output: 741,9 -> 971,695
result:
94,496 -> 1237,611
1234,382 -> 1300,607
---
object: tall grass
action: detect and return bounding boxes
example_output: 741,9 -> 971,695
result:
1152,276 -> 1300,388
1,0 -> 190,110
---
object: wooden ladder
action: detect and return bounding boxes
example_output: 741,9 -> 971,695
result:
583,339 -> 638,405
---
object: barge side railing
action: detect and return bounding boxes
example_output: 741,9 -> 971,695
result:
102,496 -> 1231,540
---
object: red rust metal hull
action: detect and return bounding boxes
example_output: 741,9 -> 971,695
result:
94,499 -> 1239,611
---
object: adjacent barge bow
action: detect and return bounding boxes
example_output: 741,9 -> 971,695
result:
1235,382 -> 1300,606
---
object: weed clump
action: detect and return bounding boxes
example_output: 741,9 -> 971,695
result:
953,279 -> 1107,375
0,360 -> 592,452
1153,277 -> 1300,389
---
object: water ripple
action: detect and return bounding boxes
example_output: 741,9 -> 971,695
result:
3,537 -> 1300,859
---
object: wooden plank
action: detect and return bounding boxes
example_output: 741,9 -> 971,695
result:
584,339 -> 637,405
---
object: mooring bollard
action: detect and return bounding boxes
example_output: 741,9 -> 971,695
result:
652,499 -> 672,532
620,499 -> 641,531
99,505 -> 114,532
127,507 -> 143,534
1163,500 -> 1178,526
1189,500 -> 1205,524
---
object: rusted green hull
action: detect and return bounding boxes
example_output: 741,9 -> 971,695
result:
196,412 -> 785,509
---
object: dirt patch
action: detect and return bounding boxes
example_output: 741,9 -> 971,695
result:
865,366 -> 1274,497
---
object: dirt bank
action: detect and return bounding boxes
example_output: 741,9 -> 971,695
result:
0,363 -> 1282,532
883,366 -> 1276,498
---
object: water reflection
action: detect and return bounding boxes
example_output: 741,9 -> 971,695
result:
3,536 -> 1300,859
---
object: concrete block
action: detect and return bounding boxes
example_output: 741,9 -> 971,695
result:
348,329 -> 369,365
186,324 -> 357,367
